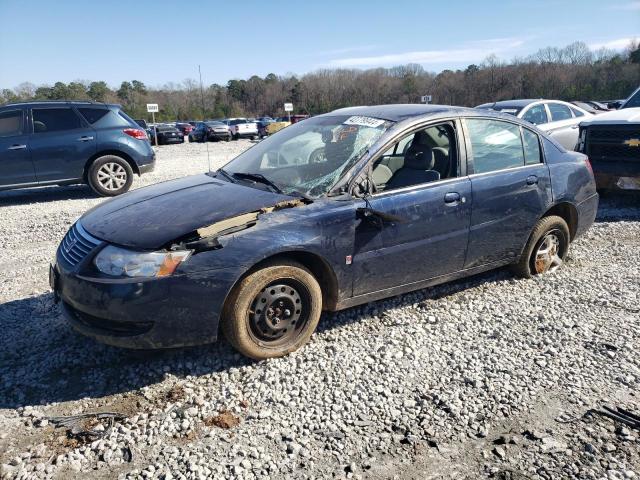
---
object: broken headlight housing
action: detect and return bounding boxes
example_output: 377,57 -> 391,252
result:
94,245 -> 191,278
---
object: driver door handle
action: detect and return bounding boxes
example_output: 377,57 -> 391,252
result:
8,144 -> 27,150
77,136 -> 94,142
526,175 -> 539,185
444,192 -> 461,204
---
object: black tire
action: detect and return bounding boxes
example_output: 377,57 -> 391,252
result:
232,133 -> 239,141
511,215 -> 570,279
87,155 -> 134,197
221,260 -> 322,360
225,135 -> 231,142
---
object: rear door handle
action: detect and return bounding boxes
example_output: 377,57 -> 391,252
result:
444,192 -> 461,204
8,144 -> 27,150
526,175 -> 539,185
77,136 -> 94,142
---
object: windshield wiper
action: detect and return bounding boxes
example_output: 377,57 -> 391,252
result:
216,168 -> 235,183
288,189 -> 314,202
232,172 -> 283,194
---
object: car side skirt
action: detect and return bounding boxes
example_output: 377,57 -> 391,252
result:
334,259 -> 511,311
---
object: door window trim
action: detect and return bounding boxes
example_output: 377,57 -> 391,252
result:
348,117 -> 467,197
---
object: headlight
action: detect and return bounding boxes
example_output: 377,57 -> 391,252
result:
94,245 -> 192,278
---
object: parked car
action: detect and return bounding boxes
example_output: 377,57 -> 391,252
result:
476,99 -> 593,150
576,107 -> 640,191
585,101 -> 611,112
0,100 -> 155,196
51,104 -> 598,359
265,117 -> 291,135
227,118 -> 259,140
571,101 -> 600,115
256,117 -> 275,138
290,114 -> 309,124
149,124 -> 184,145
620,86 -> 640,109
175,122 -> 194,136
134,119 -> 148,129
189,121 -> 231,142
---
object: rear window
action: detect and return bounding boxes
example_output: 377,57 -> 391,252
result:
0,109 -> 23,137
32,108 -> 82,133
547,103 -> 573,121
77,107 -> 131,128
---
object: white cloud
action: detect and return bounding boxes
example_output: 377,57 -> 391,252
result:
318,45 -> 378,56
326,38 -> 526,68
589,36 -> 639,50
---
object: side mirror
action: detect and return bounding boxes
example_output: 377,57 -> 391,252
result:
352,177 -> 373,198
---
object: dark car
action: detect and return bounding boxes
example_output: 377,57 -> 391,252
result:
134,119 -> 148,129
576,107 -> 640,191
175,122 -> 194,136
149,124 -> 184,145
256,117 -> 274,138
0,101 -> 155,196
189,121 -> 231,142
51,105 -> 598,359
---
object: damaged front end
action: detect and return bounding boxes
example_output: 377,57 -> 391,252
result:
169,198 -> 309,254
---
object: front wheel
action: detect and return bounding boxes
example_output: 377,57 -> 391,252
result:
87,155 -> 134,197
222,261 -> 322,359
511,215 -> 570,278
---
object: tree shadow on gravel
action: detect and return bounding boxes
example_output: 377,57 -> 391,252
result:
0,267 -> 513,410
595,192 -> 640,223
0,184 -> 98,207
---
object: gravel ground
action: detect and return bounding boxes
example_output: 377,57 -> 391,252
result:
0,140 -> 638,480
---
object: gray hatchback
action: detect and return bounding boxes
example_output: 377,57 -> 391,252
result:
0,101 -> 155,196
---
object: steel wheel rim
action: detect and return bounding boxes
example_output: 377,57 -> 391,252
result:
248,279 -> 310,346
534,230 -> 563,274
97,162 -> 127,191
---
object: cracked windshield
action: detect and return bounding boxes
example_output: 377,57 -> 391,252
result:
220,115 -> 393,198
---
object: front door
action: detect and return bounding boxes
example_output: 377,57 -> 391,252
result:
0,108 -> 36,188
352,121 -> 471,296
462,118 -> 553,268
29,106 -> 96,183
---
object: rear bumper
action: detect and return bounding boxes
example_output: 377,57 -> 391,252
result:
575,192 -> 599,239
207,132 -> 231,140
592,160 -> 640,191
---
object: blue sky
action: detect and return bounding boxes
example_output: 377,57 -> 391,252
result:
0,0 -> 638,89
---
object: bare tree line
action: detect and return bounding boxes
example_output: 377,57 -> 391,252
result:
2,41 -> 639,121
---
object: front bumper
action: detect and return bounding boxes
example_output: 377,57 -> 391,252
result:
592,160 -> 640,191
52,253 -> 237,349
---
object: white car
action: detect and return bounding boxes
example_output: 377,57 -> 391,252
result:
476,99 -> 593,150
226,118 -> 258,140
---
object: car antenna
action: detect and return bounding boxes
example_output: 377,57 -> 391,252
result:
198,64 -> 211,173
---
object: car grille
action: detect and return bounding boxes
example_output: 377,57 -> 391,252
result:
58,222 -> 102,266
586,126 -> 640,162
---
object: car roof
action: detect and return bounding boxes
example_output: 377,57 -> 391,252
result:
1,100 -> 121,109
483,99 -> 542,109
325,104 -> 456,121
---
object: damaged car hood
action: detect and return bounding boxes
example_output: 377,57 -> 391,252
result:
80,174 -> 292,249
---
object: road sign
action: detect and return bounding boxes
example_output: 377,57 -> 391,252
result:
147,103 -> 159,113
421,95 -> 432,104
284,103 -> 293,112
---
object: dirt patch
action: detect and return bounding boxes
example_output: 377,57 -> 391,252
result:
204,410 -> 241,430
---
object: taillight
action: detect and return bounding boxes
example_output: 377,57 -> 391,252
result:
584,157 -> 593,176
123,128 -> 148,140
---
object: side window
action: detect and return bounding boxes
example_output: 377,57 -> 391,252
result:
521,104 -> 548,125
547,103 -> 572,121
466,119 -> 524,174
0,110 -> 23,137
522,128 -> 542,165
32,108 -> 82,133
569,106 -> 584,118
78,108 -> 130,128
372,123 -> 457,192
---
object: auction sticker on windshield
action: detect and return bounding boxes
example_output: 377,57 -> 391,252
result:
343,116 -> 386,128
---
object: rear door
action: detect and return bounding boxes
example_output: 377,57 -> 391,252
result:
462,118 -> 552,268
29,106 -> 97,182
543,102 -> 580,150
0,108 -> 36,187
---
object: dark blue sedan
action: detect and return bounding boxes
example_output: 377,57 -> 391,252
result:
51,105 -> 598,359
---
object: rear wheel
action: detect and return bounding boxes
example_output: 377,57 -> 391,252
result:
512,215 -> 570,278
87,155 -> 133,197
222,260 -> 322,359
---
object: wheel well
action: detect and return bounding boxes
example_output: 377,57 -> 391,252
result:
83,150 -> 140,181
232,251 -> 340,312
542,202 -> 578,240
